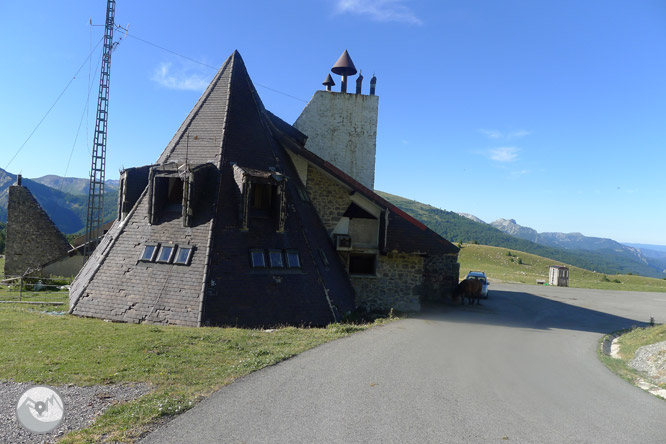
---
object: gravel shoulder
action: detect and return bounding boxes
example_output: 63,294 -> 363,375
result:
1,381 -> 151,444
629,340 -> 666,384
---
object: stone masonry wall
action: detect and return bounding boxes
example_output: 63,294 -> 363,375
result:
4,185 -> 72,277
422,253 -> 460,302
294,91 -> 379,190
305,165 -> 349,233
351,252 -> 424,312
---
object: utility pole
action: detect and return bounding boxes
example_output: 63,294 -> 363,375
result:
84,0 -> 116,259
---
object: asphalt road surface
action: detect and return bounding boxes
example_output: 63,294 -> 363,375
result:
141,283 -> 666,443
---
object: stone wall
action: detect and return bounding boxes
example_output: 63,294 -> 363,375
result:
4,185 -> 72,277
305,165 -> 349,233
422,253 -> 460,302
294,90 -> 379,190
351,252 -> 424,312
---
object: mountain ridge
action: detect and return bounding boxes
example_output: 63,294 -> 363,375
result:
378,191 -> 666,278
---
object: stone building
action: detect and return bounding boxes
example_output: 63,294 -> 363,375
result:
68,50 -> 459,327
4,176 -> 73,277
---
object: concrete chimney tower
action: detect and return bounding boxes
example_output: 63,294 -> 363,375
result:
293,51 -> 379,190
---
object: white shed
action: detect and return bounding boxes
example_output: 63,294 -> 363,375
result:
549,266 -> 569,287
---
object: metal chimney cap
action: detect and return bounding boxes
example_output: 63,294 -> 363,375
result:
331,50 -> 357,76
322,73 -> 335,86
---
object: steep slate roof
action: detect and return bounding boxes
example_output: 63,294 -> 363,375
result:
267,112 -> 459,256
70,51 -> 356,327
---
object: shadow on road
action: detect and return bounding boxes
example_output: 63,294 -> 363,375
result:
420,287 -> 648,334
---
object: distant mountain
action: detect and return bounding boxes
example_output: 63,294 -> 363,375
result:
0,168 -> 117,234
456,213 -> 486,224
32,175 -> 119,196
623,243 -> 666,259
489,218 -> 666,277
378,191 -> 666,278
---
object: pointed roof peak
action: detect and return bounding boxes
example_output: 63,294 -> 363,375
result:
156,50 -> 266,166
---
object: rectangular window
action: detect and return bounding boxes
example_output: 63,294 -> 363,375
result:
349,253 -> 376,275
140,244 -> 158,262
157,245 -> 175,263
286,250 -> 301,269
174,246 -> 193,265
269,250 -> 284,268
250,249 -> 266,268
251,183 -> 273,210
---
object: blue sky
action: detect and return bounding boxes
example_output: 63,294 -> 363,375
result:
1,1 -> 665,244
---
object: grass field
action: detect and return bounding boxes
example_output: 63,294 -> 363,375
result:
0,256 -> 387,443
458,243 -> 666,293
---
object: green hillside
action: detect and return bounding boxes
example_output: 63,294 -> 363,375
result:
377,190 -> 664,278
0,168 -> 117,234
459,244 -> 666,293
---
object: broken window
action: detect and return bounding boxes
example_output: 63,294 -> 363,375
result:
349,253 -> 376,275
286,250 -> 301,269
269,250 -> 284,268
250,249 -> 266,268
140,244 -> 158,262
157,245 -> 175,263
174,246 -> 193,265
151,173 -> 185,224
233,165 -> 287,232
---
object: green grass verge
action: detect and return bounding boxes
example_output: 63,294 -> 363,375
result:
599,324 -> 666,394
459,244 -> 666,292
0,293 -> 388,443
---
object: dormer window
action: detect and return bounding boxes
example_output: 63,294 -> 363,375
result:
233,164 -> 287,232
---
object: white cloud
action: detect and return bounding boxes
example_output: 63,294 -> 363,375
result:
334,0 -> 422,25
511,169 -> 531,178
490,147 -> 520,162
507,129 -> 530,139
152,62 -> 210,91
479,128 -> 531,140
478,129 -> 502,139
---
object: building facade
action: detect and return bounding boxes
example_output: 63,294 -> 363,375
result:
68,50 -> 459,327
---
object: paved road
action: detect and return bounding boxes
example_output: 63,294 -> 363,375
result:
141,284 -> 666,443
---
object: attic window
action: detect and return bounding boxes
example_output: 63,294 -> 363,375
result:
250,249 -> 266,268
269,250 -> 284,268
157,245 -> 176,263
251,184 -> 273,211
286,251 -> 301,269
174,246 -> 193,265
234,165 -> 287,232
349,253 -> 376,275
140,244 -> 158,262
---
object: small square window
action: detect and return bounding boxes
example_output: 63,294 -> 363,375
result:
269,250 -> 284,268
286,251 -> 301,268
157,245 -> 176,263
140,244 -> 158,262
250,249 -> 266,268
174,246 -> 193,265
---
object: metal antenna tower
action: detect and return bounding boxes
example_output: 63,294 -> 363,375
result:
84,0 -> 116,258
